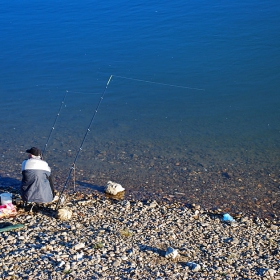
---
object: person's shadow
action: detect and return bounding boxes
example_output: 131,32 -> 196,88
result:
0,175 -> 21,193
0,176 -> 109,219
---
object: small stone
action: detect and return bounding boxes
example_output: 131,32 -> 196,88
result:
270,224 -> 278,231
6,235 -> 15,242
63,263 -> 71,273
113,260 -> 122,267
186,262 -> 201,272
71,262 -> 78,270
58,261 -> 65,268
165,247 -> 179,259
148,201 -> 158,208
73,243 -> 85,250
121,200 -> 130,209
232,238 -> 239,245
268,269 -> 277,277
76,252 -> 84,261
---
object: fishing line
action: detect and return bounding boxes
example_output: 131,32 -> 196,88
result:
42,90 -> 68,157
54,74 -> 202,210
65,90 -> 102,95
112,75 -> 205,91
61,75 -> 204,96
55,75 -> 113,210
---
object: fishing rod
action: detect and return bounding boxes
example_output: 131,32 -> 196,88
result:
39,90 -> 68,201
42,90 -> 68,157
55,75 -> 113,210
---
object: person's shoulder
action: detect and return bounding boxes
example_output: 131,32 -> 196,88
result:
41,159 -> 50,165
39,159 -> 50,166
41,160 -> 51,171
23,158 -> 50,172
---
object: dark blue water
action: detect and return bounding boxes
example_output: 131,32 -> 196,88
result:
0,1 -> 279,218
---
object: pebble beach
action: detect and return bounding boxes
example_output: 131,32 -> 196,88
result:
0,190 -> 279,280
1,0 -> 280,278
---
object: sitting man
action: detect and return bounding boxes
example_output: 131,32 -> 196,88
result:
21,147 -> 54,205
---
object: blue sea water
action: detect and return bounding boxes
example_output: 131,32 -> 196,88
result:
0,0 -> 279,216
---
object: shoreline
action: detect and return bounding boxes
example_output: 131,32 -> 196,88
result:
0,177 -> 280,223
1,137 -> 280,221
0,188 -> 280,279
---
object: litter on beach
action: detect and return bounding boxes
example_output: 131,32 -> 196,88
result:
0,223 -> 24,233
222,213 -> 236,223
0,203 -> 17,219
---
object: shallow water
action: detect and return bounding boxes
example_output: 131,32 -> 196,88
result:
0,1 -> 279,218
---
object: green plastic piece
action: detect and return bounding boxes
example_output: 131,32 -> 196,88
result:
0,224 -> 24,232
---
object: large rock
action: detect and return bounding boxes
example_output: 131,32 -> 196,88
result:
105,181 -> 125,195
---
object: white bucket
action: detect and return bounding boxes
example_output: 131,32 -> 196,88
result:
0,193 -> 12,205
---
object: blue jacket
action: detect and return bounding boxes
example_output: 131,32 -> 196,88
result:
21,158 -> 54,203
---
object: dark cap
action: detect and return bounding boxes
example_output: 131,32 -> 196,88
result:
26,147 -> 41,157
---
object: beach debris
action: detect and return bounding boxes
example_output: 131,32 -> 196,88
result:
0,192 -> 278,279
57,208 -> 72,221
0,192 -> 12,205
165,247 -> 179,259
0,223 -> 24,233
0,203 -> 17,219
222,213 -> 236,223
105,181 -> 125,195
186,262 -> 201,272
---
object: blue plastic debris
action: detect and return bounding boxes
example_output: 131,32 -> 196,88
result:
222,213 -> 235,223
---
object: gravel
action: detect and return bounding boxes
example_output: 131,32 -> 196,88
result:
0,191 -> 279,279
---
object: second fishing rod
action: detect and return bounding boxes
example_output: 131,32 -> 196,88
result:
55,75 -> 113,210
42,90 -> 68,158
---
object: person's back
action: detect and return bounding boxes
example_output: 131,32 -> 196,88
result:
21,147 -> 54,204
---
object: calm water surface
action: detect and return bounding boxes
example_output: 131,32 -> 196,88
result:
0,1 -> 279,218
